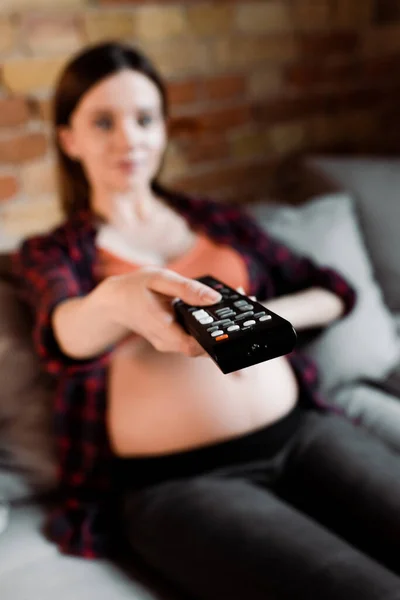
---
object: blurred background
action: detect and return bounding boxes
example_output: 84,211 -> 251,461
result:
0,0 -> 399,247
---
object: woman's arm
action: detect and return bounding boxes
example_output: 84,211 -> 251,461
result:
262,287 -> 345,331
53,270 -> 221,360
52,279 -> 128,359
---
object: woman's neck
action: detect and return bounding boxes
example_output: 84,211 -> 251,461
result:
90,185 -> 159,228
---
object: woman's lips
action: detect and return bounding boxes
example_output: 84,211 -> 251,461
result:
116,159 -> 146,174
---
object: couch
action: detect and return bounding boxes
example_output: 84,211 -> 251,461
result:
1,154 -> 400,599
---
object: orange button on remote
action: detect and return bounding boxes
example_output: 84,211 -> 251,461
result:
215,334 -> 229,341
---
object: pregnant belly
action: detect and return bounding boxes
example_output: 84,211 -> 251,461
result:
107,338 -> 299,456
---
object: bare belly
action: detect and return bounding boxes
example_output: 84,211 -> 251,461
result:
107,337 -> 299,456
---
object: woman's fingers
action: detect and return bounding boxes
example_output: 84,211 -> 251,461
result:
236,286 -> 257,302
149,318 -> 206,357
146,268 -> 222,306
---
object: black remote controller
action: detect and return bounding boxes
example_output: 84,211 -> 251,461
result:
174,275 -> 297,374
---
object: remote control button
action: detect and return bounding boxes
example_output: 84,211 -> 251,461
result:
227,325 -> 240,332
253,311 -> 266,318
229,294 -> 239,300
215,308 -> 232,315
193,309 -> 209,320
207,326 -> 219,332
235,311 -> 254,321
234,300 -> 248,307
243,320 -> 256,327
211,330 -> 224,337
220,312 -> 236,319
259,315 -> 272,322
199,317 -> 214,325
239,304 -> 254,311
213,319 -> 233,327
215,334 -> 229,341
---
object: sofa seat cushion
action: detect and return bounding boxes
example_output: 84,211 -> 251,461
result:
0,504 -> 161,600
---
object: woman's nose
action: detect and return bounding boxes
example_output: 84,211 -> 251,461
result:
114,120 -> 142,150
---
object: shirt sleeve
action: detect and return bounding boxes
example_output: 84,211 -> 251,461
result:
222,203 -> 357,318
260,230 -> 356,317
12,233 -> 103,375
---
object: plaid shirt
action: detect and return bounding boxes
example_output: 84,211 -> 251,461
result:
12,190 -> 356,559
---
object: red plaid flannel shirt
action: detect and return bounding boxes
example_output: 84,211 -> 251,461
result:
12,190 -> 356,558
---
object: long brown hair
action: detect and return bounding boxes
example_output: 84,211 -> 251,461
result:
53,42 -> 168,219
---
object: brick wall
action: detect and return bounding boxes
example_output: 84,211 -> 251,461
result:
1,0 -> 400,247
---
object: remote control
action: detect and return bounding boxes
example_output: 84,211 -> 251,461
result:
174,275 -> 297,374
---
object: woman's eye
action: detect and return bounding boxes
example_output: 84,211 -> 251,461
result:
94,116 -> 113,130
138,114 -> 153,127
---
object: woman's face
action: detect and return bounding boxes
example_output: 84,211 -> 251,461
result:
59,69 -> 167,195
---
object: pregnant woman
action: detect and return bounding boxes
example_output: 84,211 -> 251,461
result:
13,41 -> 400,600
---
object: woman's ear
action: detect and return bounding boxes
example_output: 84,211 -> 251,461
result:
57,126 -> 80,160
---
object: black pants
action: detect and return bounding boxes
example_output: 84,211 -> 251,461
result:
114,407 -> 400,600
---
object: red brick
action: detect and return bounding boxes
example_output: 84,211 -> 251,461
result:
28,97 -> 53,122
334,88 -> 386,111
0,133 -> 47,163
201,75 -> 247,101
299,32 -> 359,58
170,105 -> 251,138
169,116 -> 202,138
167,79 -> 200,107
286,62 -> 360,89
252,89 -> 384,125
173,161 -> 274,197
38,98 -> 53,122
168,75 -> 247,108
0,97 -> 30,128
332,1 -> 373,28
178,134 -> 230,164
99,0 -> 266,4
100,0 -> 176,3
252,95 -> 324,124
362,54 -> 400,83
100,0 -> 265,3
0,176 -> 18,202
291,0 -> 332,30
196,105 -> 252,132
375,0 -> 400,23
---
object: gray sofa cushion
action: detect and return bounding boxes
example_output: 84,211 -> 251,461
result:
305,156 -> 400,313
331,383 -> 400,454
248,193 -> 400,393
0,470 -> 34,502
0,505 -> 159,600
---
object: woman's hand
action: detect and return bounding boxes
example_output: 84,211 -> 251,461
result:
106,267 -> 222,357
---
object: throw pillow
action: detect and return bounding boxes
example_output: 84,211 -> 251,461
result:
305,156 -> 400,313
247,193 -> 400,394
0,278 -> 57,499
